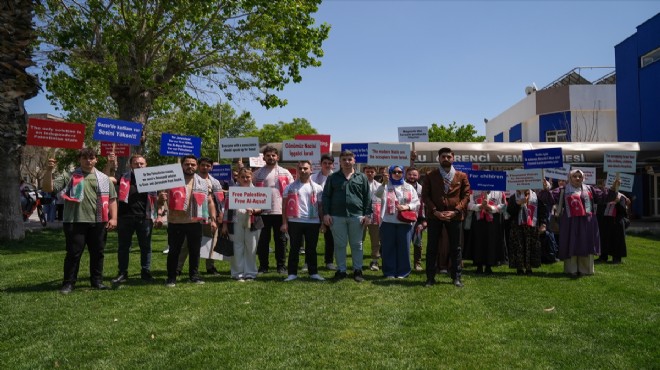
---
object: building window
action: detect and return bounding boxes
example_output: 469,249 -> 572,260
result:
641,47 -> 660,68
546,129 -> 568,142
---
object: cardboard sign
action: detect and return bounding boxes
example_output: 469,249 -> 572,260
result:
398,126 -> 428,142
606,172 -> 634,192
133,163 -> 186,193
522,148 -> 563,169
341,143 -> 369,164
604,151 -> 637,173
506,169 -> 544,191
282,140 -> 321,161
210,164 -> 232,182
219,137 -> 260,158
249,154 -> 266,168
468,171 -> 507,191
160,133 -> 202,157
26,118 -> 85,149
227,187 -> 272,210
544,164 -> 571,181
571,166 -> 597,185
367,143 -> 410,168
295,134 -> 331,154
100,142 -> 130,157
93,117 -> 143,145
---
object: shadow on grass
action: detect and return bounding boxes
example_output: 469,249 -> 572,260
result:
2,279 -> 64,293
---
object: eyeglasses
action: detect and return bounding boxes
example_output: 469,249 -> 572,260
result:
392,171 -> 403,174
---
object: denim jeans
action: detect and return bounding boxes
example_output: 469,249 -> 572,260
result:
379,222 -> 413,278
117,216 -> 153,274
330,216 -> 364,272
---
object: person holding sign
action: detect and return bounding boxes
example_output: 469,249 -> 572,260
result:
539,169 -> 622,277
252,146 -> 294,275
43,148 -> 118,294
421,147 -> 471,288
466,190 -> 507,274
281,160 -> 326,282
506,189 -> 547,275
595,180 -> 630,265
157,155 -> 217,287
363,165 -> 383,272
374,165 -> 420,279
322,150 -> 372,282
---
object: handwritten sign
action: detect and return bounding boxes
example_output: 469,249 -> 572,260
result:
398,126 -> 428,142
506,169 -> 544,191
26,118 -> 85,149
367,143 -> 410,167
100,142 -> 130,157
606,172 -> 634,192
296,134 -> 331,154
282,140 -> 321,161
160,133 -> 201,157
341,143 -> 369,164
604,151 -> 637,173
523,148 -> 563,169
468,171 -> 507,191
227,187 -> 272,210
210,164 -> 232,182
93,117 -> 142,145
134,163 -> 186,193
571,166 -> 596,185
544,164 -> 571,181
220,137 -> 260,158
249,154 -> 266,168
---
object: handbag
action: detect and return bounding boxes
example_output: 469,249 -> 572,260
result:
549,189 -> 564,234
214,234 -> 234,257
397,210 -> 417,223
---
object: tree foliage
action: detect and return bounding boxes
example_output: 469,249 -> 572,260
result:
428,122 -> 485,142
253,118 -> 318,144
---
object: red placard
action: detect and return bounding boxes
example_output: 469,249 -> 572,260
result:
27,118 -> 85,149
100,142 -> 130,157
295,134 -> 331,154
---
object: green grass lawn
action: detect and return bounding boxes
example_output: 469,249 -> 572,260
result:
1,228 -> 658,369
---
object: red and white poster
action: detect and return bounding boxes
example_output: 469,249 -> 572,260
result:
27,118 -> 85,149
100,142 -> 130,157
295,134 -> 331,154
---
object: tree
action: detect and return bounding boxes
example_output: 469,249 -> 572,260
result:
252,117 -> 318,144
428,122 -> 485,142
36,0 -> 330,162
0,0 -> 40,241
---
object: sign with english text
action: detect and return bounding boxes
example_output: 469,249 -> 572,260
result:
468,171 -> 507,191
160,133 -> 201,157
93,118 -> 143,146
522,148 -> 563,169
211,164 -> 232,182
398,126 -> 429,142
604,151 -> 637,173
220,137 -> 260,158
100,142 -> 130,157
367,143 -> 410,168
27,118 -> 85,149
227,187 -> 272,210
606,172 -> 634,192
571,166 -> 597,185
341,143 -> 369,164
134,163 -> 186,193
544,164 -> 571,181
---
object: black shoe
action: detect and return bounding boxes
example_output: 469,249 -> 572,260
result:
111,273 -> 128,284
59,283 -> 73,294
353,269 -> 364,283
517,269 -> 524,275
92,283 -> 110,290
258,267 -> 269,275
485,266 -> 493,274
334,271 -> 348,280
525,269 -> 533,275
475,266 -> 483,274
453,279 -> 464,288
141,270 -> 154,282
612,258 -> 622,264
277,266 -> 287,275
424,279 -> 436,287
189,276 -> 205,284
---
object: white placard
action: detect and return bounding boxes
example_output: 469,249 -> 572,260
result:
398,126 -> 428,142
506,169 -> 544,191
606,172 -> 634,192
228,186 -> 272,210
544,164 -> 571,181
281,140 -> 321,161
249,153 -> 266,168
604,151 -> 637,173
134,163 -> 185,193
200,236 -> 229,261
367,143 -> 410,168
571,166 -> 597,185
220,137 -> 260,158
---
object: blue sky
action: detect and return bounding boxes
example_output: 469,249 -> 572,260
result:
25,1 -> 660,143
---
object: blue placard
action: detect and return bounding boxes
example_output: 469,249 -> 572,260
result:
211,164 -> 232,182
341,143 -> 369,164
523,148 -> 563,169
468,171 -> 507,191
453,161 -> 473,173
93,117 -> 143,145
160,133 -> 202,157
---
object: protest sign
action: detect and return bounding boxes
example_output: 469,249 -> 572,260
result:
506,169 -> 544,191
571,166 -> 597,185
26,118 -> 85,149
282,140 -> 321,161
341,143 -> 369,163
606,172 -> 634,192
100,142 -> 130,157
219,137 -> 260,158
210,164 -> 232,182
249,154 -> 266,168
227,187 -> 272,210
468,171 -> 507,191
93,118 -> 142,145
160,133 -> 202,157
295,134 -> 331,154
367,143 -> 410,167
544,164 -> 571,181
604,151 -> 637,173
398,126 -> 429,142
453,162 -> 473,173
522,147 -> 563,169
134,163 -> 186,193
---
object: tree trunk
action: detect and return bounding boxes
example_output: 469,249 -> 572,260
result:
0,0 -> 40,240
110,83 -> 154,174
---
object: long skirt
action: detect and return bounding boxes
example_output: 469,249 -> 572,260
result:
509,224 -> 541,270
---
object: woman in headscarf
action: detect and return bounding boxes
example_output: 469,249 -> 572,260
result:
375,165 -> 420,279
466,190 -> 507,274
506,189 -> 547,275
539,169 -> 621,277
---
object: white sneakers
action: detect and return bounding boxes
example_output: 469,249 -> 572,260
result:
284,275 -> 298,282
284,274 -> 326,281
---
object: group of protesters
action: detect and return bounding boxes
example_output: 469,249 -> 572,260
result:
43,145 -> 630,294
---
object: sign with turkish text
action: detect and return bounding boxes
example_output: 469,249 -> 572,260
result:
506,169 -> 544,191
227,187 -> 272,210
295,134 -> 331,154
468,171 -> 507,191
219,137 -> 260,158
341,143 -> 369,164
367,143 -> 410,168
282,140 -> 321,161
398,126 -> 429,142
606,172 -> 634,192
26,118 -> 85,149
133,163 -> 186,193
522,148 -> 563,169
93,117 -> 143,145
160,133 -> 202,157
571,166 -> 597,185
544,164 -> 571,181
604,151 -> 637,173
452,162 -> 473,173
100,142 -> 130,157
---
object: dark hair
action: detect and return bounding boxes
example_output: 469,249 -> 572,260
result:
181,155 -> 198,163
438,147 -> 453,156
78,148 -> 97,159
298,160 -> 312,167
320,154 -> 334,163
339,150 -> 354,158
363,165 -> 376,171
262,145 -> 279,156
198,157 -> 213,166
129,154 -> 145,165
406,167 -> 419,174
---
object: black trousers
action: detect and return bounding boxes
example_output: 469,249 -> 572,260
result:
257,214 -> 286,270
63,222 -> 107,286
426,218 -> 463,281
324,228 -> 334,264
167,223 -> 202,280
287,222 -> 320,275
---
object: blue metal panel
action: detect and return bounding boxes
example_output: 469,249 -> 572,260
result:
538,112 -> 571,142
494,132 -> 503,142
509,123 -> 522,142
